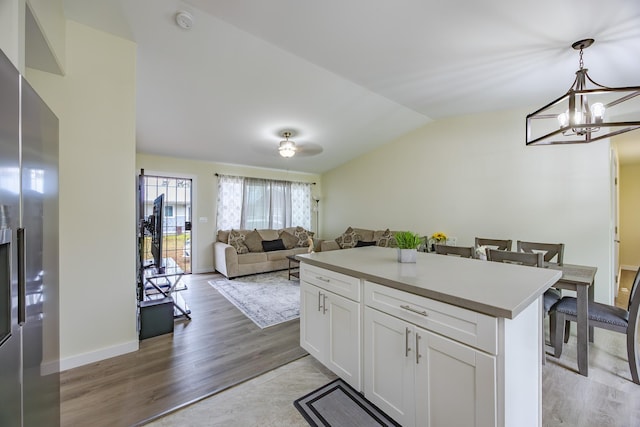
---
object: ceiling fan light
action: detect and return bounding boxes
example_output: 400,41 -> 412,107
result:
279,140 -> 296,158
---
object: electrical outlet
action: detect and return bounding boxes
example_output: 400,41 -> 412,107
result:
446,237 -> 457,246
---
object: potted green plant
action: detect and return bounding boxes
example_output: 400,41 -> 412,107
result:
394,231 -> 424,263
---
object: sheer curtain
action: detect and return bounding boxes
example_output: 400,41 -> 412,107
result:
216,175 -> 244,230
216,175 -> 311,231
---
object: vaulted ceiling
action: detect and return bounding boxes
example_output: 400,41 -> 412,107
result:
62,0 -> 640,172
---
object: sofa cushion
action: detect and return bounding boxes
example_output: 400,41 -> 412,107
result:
237,252 -> 268,264
279,230 -> 298,249
294,226 -> 314,247
335,227 -> 361,249
262,238 -> 286,252
355,240 -> 377,247
259,229 -> 280,241
244,229 -> 264,252
353,228 -> 374,242
217,229 -> 230,243
228,229 -> 249,254
377,229 -> 396,247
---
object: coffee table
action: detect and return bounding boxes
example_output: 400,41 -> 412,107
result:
286,255 -> 300,280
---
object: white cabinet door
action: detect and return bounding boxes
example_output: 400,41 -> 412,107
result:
301,280 -> 362,390
415,327 -> 497,427
364,307 -> 415,427
365,307 -> 497,427
300,281 -> 325,361
326,291 -> 361,390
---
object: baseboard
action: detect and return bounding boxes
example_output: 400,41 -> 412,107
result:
59,340 -> 139,372
620,265 -> 639,272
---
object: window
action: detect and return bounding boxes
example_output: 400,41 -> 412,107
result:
164,205 -> 174,218
216,175 -> 312,231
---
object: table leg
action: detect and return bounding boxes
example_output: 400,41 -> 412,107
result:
576,285 -> 589,376
588,282 -> 595,342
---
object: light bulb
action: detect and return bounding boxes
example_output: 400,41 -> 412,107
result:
572,110 -> 584,125
557,111 -> 569,128
590,102 -> 605,123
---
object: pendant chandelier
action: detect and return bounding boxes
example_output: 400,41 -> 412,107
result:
278,131 -> 297,158
526,38 -> 640,146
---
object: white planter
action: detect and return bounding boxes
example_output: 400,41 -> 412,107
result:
397,248 -> 417,263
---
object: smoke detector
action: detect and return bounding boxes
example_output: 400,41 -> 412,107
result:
175,11 -> 193,30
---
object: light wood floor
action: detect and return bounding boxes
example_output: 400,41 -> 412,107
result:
60,272 -> 307,427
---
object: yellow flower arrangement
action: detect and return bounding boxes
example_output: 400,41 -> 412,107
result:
431,231 -> 447,243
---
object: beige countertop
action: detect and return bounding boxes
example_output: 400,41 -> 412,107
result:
296,246 -> 562,319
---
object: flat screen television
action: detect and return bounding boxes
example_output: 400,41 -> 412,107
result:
150,194 -> 164,273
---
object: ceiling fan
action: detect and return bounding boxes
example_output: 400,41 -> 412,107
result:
276,130 -> 323,158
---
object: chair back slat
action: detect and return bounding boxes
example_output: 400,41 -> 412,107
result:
486,249 -> 544,267
517,241 -> 564,265
627,268 -> 640,313
434,244 -> 475,259
475,237 -> 512,251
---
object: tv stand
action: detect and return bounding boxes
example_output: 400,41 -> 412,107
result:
143,258 -> 190,319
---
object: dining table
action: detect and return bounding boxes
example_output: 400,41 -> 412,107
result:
547,262 -> 598,376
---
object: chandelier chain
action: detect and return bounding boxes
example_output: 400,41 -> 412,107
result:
578,48 -> 584,69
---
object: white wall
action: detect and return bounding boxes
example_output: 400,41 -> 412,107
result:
26,20 -> 137,370
322,108 -> 613,304
136,154 -> 321,273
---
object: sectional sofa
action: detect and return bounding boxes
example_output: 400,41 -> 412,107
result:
214,227 -> 315,278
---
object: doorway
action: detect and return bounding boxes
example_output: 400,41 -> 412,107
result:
140,174 -> 192,273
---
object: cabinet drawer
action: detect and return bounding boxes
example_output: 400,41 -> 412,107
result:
301,263 -> 361,302
364,281 -> 497,354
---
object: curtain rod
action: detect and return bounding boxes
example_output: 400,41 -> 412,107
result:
215,173 -> 316,185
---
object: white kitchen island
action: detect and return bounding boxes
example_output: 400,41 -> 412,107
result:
296,246 -> 561,427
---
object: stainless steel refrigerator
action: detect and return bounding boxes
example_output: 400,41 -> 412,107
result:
0,48 -> 60,426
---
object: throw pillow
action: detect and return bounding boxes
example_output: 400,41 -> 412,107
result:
228,229 -> 249,254
335,226 -> 361,249
279,230 -> 298,249
355,240 -> 377,247
293,226 -> 315,247
377,229 -> 396,248
243,229 -> 264,252
262,238 -> 286,252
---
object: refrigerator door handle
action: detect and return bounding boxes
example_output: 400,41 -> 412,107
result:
17,227 -> 25,326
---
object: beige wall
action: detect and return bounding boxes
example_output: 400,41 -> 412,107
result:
322,108 -> 614,304
136,154 -> 321,273
26,20 -> 137,370
0,0 -> 24,68
619,162 -> 640,269
27,0 -> 65,70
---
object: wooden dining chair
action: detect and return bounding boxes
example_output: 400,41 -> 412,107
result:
475,237 -> 512,251
487,249 -> 561,363
517,241 -> 564,265
552,268 -> 640,384
434,244 -> 475,258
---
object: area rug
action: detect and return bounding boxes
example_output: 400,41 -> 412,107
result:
208,271 -> 299,328
294,378 -> 400,427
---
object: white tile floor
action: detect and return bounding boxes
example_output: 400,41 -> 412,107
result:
147,324 -> 640,427
145,356 -> 336,427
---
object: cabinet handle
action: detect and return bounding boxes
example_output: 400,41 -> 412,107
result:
400,304 -> 428,317
316,276 -> 330,283
318,292 -> 323,312
405,327 -> 412,357
322,294 -> 328,314
416,333 -> 422,364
